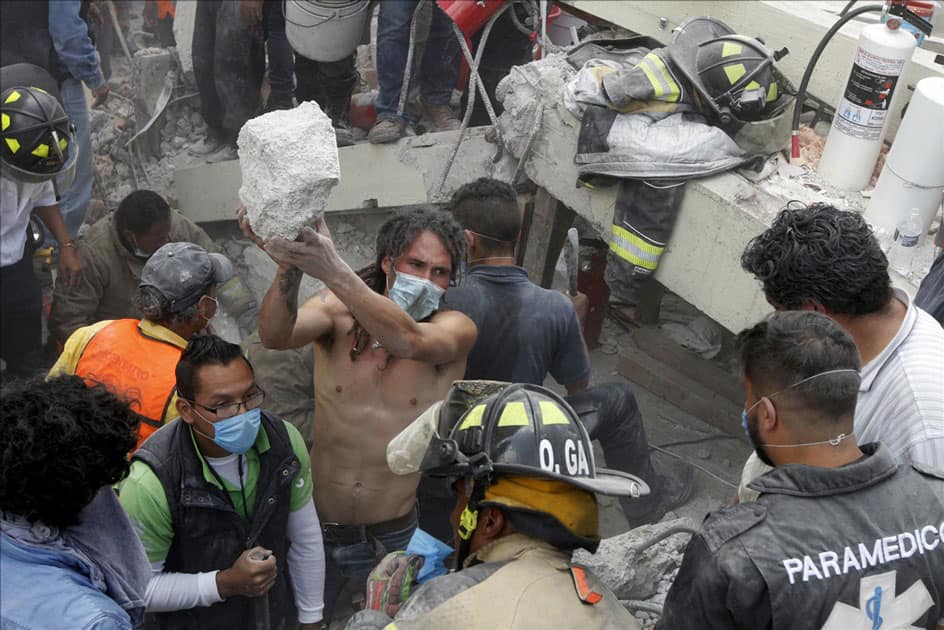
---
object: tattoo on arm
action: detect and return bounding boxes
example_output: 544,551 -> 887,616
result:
279,268 -> 302,322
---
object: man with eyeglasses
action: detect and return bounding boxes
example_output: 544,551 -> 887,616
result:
50,242 -> 231,451
118,334 -> 326,630
657,311 -> 944,630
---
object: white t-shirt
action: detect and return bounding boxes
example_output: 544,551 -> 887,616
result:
0,176 -> 56,267
739,289 -> 944,501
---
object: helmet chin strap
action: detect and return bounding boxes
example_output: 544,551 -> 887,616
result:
455,477 -> 487,570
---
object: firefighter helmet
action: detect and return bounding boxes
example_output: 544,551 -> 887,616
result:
1,63 -> 77,184
669,17 -> 789,128
420,383 -> 647,498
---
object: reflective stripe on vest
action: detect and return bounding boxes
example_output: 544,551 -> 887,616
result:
75,319 -> 181,450
610,223 -> 664,271
637,52 -> 681,103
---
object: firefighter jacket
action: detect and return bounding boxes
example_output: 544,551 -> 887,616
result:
345,533 -> 640,630
49,318 -> 187,450
656,443 -> 944,630
49,210 -> 221,344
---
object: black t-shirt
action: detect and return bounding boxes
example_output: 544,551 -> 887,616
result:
915,251 -> 944,326
443,265 -> 591,386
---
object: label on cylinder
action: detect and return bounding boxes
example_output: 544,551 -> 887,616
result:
833,48 -> 906,141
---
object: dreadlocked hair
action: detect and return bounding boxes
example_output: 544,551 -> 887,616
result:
349,207 -> 466,361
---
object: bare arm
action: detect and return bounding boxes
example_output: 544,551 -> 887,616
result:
34,203 -> 82,287
266,221 -> 477,365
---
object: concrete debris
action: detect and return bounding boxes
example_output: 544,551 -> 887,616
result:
238,102 -> 341,241
573,517 -> 695,602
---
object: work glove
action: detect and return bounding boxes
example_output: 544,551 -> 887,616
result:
364,552 -> 425,618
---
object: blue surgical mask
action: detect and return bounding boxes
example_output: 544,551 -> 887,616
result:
388,271 -> 445,321
207,408 -> 262,454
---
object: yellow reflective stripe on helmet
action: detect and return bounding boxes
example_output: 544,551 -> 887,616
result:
59,138 -> 68,150
722,41 -> 743,58
1,113 -> 9,131
31,143 -> 49,158
724,63 -> 747,85
5,137 -> 20,154
767,82 -> 779,103
745,80 -> 761,91
610,224 -> 662,271
458,404 -> 486,430
383,625 -> 398,630
497,401 -> 529,427
4,90 -> 21,104
539,401 -> 570,425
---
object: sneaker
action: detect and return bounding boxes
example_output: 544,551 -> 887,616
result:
422,101 -> 460,131
188,133 -> 224,156
368,118 -> 406,144
205,144 -> 238,164
621,458 -> 695,528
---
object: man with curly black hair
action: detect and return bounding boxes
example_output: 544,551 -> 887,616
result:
738,203 -> 944,498
241,206 -> 476,622
0,375 -> 151,629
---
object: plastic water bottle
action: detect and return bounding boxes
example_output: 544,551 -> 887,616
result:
888,208 -> 923,272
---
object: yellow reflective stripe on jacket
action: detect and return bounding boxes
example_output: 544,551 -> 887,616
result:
610,224 -> 664,271
638,53 -> 680,103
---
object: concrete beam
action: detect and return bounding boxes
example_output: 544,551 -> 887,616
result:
175,127 -> 512,224
560,0 -> 944,140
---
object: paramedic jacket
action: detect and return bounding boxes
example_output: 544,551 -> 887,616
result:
657,443 -> 944,630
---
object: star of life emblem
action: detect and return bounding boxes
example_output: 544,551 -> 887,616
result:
821,570 -> 934,630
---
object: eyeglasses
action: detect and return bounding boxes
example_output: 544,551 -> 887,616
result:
187,389 -> 266,419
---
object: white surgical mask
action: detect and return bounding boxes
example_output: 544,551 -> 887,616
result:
388,271 -> 445,321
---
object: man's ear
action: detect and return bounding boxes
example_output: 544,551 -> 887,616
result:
176,397 -> 195,425
759,397 -> 778,434
799,299 -> 827,314
380,255 -> 393,276
480,506 -> 506,538
464,229 -> 475,251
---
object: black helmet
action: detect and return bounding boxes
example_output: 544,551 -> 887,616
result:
669,17 -> 789,128
421,383 -> 647,497
1,63 -> 78,184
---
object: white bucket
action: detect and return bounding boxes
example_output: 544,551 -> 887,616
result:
284,0 -> 371,63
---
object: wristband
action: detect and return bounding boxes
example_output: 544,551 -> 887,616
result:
61,240 -> 76,248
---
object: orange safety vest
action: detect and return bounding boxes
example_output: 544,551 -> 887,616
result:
156,0 -> 175,19
75,319 -> 181,451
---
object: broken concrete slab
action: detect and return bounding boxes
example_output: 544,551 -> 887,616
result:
238,102 -> 340,240
573,516 -> 695,601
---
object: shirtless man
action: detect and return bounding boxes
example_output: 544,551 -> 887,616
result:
242,207 -> 476,621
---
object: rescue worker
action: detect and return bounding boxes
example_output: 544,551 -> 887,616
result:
346,383 -> 644,629
437,177 -> 692,532
739,203 -> 944,499
1,65 -> 82,378
242,206 -> 476,621
118,335 -> 325,629
657,311 -> 944,629
49,189 -> 225,345
49,242 -> 232,451
369,0 -> 462,143
0,1 -> 110,237
1,376 -> 150,630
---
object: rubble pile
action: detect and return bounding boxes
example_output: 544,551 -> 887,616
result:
573,517 -> 695,627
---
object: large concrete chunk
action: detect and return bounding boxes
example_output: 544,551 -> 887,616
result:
573,517 -> 695,600
238,102 -> 340,240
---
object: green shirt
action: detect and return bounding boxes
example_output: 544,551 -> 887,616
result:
119,420 -> 313,563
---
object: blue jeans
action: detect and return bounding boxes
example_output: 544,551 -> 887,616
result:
58,78 -> 92,238
375,0 -> 461,123
321,511 -> 417,622
263,0 -> 295,102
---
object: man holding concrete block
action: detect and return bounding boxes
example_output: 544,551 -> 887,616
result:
243,206 -> 476,621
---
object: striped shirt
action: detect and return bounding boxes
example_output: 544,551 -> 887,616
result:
854,289 -> 944,468
739,289 -> 944,501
